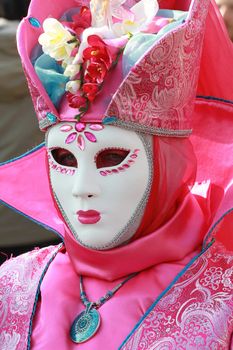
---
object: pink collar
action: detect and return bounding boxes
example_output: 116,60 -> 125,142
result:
64,191 -> 208,281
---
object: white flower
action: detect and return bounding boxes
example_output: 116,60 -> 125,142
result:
65,80 -> 81,94
90,0 -> 128,27
90,0 -> 159,36
64,63 -> 81,78
38,18 -> 76,61
112,0 -> 159,36
73,0 -> 159,65
61,56 -> 74,68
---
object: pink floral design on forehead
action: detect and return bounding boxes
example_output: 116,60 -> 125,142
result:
60,123 -> 104,150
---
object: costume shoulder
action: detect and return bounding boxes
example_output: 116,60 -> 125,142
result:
0,245 -> 61,350
120,241 -> 233,350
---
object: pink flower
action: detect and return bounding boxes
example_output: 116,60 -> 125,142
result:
61,122 -> 104,151
67,93 -> 87,108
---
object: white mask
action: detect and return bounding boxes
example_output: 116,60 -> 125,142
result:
46,122 -> 152,250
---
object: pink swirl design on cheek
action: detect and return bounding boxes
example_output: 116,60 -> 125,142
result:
99,149 -> 140,177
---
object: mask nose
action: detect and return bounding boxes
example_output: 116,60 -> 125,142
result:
72,169 -> 101,199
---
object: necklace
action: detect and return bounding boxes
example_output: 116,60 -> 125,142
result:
70,272 -> 138,343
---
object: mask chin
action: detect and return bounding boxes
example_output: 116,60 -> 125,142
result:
46,123 -> 153,250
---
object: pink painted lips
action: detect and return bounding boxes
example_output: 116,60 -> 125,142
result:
77,210 -> 101,224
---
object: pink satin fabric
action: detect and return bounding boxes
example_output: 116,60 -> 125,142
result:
133,137 -> 197,240
31,249 -> 200,350
31,186 -> 206,349
0,146 -> 66,237
31,190 -> 233,349
63,191 -> 207,281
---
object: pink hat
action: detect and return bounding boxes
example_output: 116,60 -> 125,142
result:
17,0 -> 209,136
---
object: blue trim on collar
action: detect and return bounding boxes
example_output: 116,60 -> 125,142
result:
202,207 -> 233,249
27,244 -> 63,350
119,240 -> 214,349
0,142 -> 45,166
196,95 -> 233,105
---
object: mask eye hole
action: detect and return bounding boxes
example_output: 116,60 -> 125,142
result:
96,148 -> 130,169
51,148 -> 78,168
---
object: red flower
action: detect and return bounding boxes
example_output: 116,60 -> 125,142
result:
83,45 -> 111,69
83,83 -> 99,102
84,61 -> 108,84
83,35 -> 118,69
87,35 -> 106,48
67,93 -> 87,108
72,7 -> 92,37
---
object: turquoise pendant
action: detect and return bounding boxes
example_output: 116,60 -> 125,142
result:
70,303 -> 101,343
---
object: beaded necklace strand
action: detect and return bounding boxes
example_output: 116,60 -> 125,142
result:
70,272 -> 139,343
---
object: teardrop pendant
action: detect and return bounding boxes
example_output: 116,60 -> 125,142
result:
70,303 -> 101,343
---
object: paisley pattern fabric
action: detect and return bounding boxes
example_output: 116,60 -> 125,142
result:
120,242 -> 233,350
106,0 -> 210,136
23,68 -> 56,131
0,242 -> 232,350
0,245 -> 61,350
